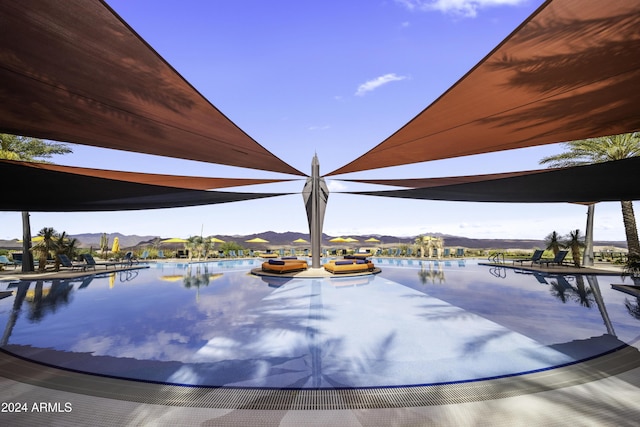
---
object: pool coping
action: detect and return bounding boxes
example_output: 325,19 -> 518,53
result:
1,344 -> 639,410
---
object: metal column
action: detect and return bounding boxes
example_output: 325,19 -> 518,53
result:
302,155 -> 329,269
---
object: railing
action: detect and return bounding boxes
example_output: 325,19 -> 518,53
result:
488,252 -> 505,264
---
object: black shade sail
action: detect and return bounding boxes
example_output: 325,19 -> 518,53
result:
347,157 -> 640,203
3,160 -> 292,211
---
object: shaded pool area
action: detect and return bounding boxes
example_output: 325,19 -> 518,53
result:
1,258 -> 639,390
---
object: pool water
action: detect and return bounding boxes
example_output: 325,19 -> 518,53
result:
1,258 -> 638,389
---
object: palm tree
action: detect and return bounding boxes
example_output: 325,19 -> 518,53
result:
1,133 -> 72,161
185,236 -> 198,261
415,235 -> 427,258
544,231 -> 562,256
59,234 -> 80,268
201,238 -> 212,259
564,229 -> 586,267
2,134 -> 73,272
31,227 -> 59,272
540,132 -> 640,258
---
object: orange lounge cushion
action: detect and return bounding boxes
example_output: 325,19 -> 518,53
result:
324,259 -> 374,274
261,253 -> 278,258
262,259 -> 308,273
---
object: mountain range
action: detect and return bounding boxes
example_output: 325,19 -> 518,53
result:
0,231 -> 626,251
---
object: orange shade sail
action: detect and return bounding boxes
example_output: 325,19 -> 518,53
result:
328,0 -> 640,176
0,0 -> 303,176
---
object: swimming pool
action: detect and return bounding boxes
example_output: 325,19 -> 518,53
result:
1,258 -> 638,390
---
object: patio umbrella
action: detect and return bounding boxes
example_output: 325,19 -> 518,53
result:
329,237 -> 347,243
210,237 -> 225,243
17,235 -> 44,246
365,237 -> 381,243
111,237 -> 119,253
293,238 -> 309,243
161,237 -> 189,244
344,237 -> 359,243
245,237 -> 269,243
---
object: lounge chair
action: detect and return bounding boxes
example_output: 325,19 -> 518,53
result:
238,250 -> 245,257
512,249 -> 544,266
178,249 -> 190,258
140,250 -> 149,260
0,255 -> 16,269
57,254 -> 87,271
345,252 -> 371,260
10,252 -> 23,267
157,250 -> 165,259
82,253 -> 120,270
535,250 -> 569,268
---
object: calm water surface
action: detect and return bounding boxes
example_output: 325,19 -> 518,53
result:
1,259 -> 638,389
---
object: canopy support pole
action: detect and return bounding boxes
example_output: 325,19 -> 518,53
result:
21,211 -> 34,272
583,204 -> 595,267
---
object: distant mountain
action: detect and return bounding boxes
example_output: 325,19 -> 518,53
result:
68,233 -> 158,249
1,231 -> 627,251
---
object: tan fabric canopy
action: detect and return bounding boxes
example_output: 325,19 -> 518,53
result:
2,160 -> 292,211
328,0 -> 640,176
349,157 -> 640,203
0,0 -> 303,176
1,160 -> 294,190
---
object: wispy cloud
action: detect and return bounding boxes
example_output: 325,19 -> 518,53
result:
355,73 -> 407,96
308,125 -> 330,131
327,180 -> 348,192
395,0 -> 526,18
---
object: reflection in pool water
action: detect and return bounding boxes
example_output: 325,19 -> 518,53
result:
1,258 -> 638,389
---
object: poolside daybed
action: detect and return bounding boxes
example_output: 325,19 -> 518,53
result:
324,259 -> 375,274
259,251 -> 278,258
261,258 -> 308,274
345,253 -> 372,260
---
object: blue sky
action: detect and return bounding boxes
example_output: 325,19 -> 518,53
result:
2,0 -> 635,243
